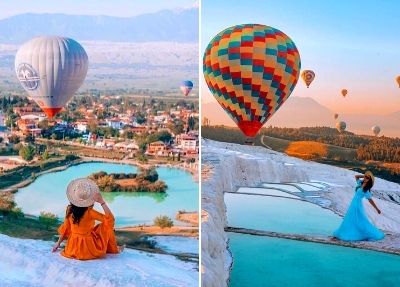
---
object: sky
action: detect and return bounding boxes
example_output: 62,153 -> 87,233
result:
201,0 -> 400,115
0,0 -> 198,19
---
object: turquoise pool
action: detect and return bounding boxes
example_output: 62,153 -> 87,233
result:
225,192 -> 341,236
14,162 -> 198,227
229,233 -> 400,287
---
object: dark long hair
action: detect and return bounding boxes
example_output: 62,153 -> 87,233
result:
67,204 -> 89,225
362,179 -> 373,193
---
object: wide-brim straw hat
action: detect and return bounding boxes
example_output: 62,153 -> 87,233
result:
66,178 -> 99,207
364,171 -> 375,186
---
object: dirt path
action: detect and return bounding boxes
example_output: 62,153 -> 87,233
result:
117,225 -> 198,238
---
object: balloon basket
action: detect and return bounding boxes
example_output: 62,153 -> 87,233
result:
244,138 -> 255,146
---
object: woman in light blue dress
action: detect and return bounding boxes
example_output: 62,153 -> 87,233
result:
333,171 -> 384,241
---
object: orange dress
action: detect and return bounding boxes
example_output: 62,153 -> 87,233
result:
58,207 -> 119,260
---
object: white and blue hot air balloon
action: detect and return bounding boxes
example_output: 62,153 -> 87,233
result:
15,36 -> 88,118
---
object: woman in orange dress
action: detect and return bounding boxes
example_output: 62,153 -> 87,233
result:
52,178 -> 124,260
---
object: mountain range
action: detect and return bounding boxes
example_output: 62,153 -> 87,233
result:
0,8 -> 198,43
202,97 -> 400,138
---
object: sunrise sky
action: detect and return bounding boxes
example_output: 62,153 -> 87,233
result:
201,0 -> 400,116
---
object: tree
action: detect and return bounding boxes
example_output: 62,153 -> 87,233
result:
0,137 -> 3,144
168,120 -> 185,135
135,113 -> 147,124
154,215 -> 173,228
188,116 -> 196,131
39,211 -> 58,230
37,119 -> 49,130
19,145 -> 36,161
88,120 -> 98,133
25,133 -> 35,144
146,131 -> 172,144
42,149 -> 50,160
124,130 -> 135,139
8,134 -> 20,144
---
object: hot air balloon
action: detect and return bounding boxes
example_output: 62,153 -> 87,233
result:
301,70 -> 315,88
203,24 -> 301,137
396,76 -> 400,88
372,125 -> 380,136
334,113 -> 339,120
336,121 -> 346,133
15,36 -> 88,118
341,89 -> 348,97
180,80 -> 193,96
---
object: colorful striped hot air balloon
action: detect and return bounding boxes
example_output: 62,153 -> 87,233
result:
301,70 -> 315,88
15,36 -> 88,118
180,80 -> 194,96
203,24 -> 301,137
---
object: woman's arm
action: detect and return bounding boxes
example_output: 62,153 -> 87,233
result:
52,234 -> 65,252
368,199 -> 381,214
93,192 -> 113,217
355,174 -> 364,180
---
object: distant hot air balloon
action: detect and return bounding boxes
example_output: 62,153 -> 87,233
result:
372,125 -> 381,136
15,36 -> 88,118
396,76 -> 400,88
180,80 -> 193,96
203,24 -> 301,137
301,70 -> 315,88
341,89 -> 348,97
334,113 -> 339,120
336,121 -> 346,133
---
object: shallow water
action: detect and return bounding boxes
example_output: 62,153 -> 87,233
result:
261,183 -> 302,193
229,233 -> 400,287
235,187 -> 299,199
14,162 -> 198,227
290,183 -> 322,191
225,192 -> 341,236
149,236 -> 199,255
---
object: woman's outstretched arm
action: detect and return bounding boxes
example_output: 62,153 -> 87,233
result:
355,174 -> 364,180
368,199 -> 381,214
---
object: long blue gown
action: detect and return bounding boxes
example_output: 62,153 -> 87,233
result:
333,179 -> 384,241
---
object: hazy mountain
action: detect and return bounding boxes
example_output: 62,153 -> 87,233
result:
0,8 -> 198,43
202,97 -> 400,137
0,41 -> 198,91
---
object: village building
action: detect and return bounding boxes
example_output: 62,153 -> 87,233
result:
17,118 -> 41,136
0,112 -> 5,127
0,126 -> 11,143
13,106 -> 44,117
146,141 -> 169,156
106,118 -> 124,130
75,120 -> 88,133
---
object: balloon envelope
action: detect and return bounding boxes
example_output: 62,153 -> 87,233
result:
301,70 -> 315,88
341,89 -> 348,97
372,125 -> 380,136
180,80 -> 193,96
203,24 -> 301,137
334,113 -> 339,120
336,121 -> 346,133
396,76 -> 400,88
15,36 -> 88,118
